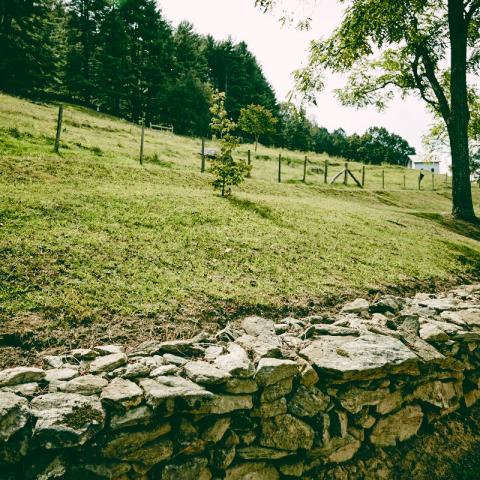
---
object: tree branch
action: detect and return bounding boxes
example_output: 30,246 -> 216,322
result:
418,46 -> 451,122
411,52 -> 441,112
465,0 -> 480,22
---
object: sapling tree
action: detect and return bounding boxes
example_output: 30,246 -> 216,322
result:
238,104 -> 278,152
209,91 -> 251,196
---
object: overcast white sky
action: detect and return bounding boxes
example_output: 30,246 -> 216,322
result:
160,0 -> 432,151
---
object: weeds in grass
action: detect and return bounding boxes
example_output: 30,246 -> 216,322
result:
144,153 -> 173,167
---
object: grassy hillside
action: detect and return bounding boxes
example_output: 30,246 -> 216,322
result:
1,93 -> 479,366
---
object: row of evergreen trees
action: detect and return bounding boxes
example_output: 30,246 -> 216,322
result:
0,0 -> 277,137
0,0 -> 415,163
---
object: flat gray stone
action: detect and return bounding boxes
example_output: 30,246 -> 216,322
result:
309,434 -> 361,463
0,367 -> 45,387
419,323 -> 449,342
342,298 -> 369,313
417,298 -> 457,311
223,377 -> 258,394
121,362 -> 152,379
0,392 -> 30,441
2,382 -> 39,398
70,349 -> 98,360
449,309 -> 480,328
242,316 -> 275,336
94,345 -> 125,356
300,334 -> 419,381
287,385 -> 330,417
110,405 -> 153,430
260,377 -> 293,403
60,374 -> 108,395
150,365 -> 179,377
260,414 -> 314,451
204,345 -> 224,361
129,341 -> 163,356
31,393 -> 105,449
45,368 -> 78,383
255,358 -> 299,387
251,398 -> 287,418
370,296 -> 404,314
163,353 -> 189,366
453,330 -> 480,342
411,381 -> 462,409
337,387 -> 394,414
89,353 -> 127,374
158,340 -> 204,356
102,422 -> 171,458
306,325 -> 360,337
182,394 -> 253,414
101,378 -> 143,409
235,334 -> 282,360
43,356 -> 65,368
370,405 -> 423,446
214,343 -> 254,378
184,360 -> 231,385
139,377 -> 213,408
202,418 -> 231,443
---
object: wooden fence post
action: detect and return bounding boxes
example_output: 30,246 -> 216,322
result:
382,170 -> 385,189
361,165 -> 366,187
54,104 -> 64,153
278,153 -> 282,183
247,149 -> 251,178
201,139 -> 206,173
324,159 -> 328,184
139,120 -> 145,165
403,174 -> 406,189
303,156 -> 307,182
418,172 -> 422,190
344,163 -> 348,185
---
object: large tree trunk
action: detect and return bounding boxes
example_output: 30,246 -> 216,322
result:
448,0 -> 475,221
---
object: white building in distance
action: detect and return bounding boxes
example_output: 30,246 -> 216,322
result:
407,152 -> 451,175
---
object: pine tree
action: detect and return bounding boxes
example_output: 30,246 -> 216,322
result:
96,2 -> 129,116
161,21 -> 212,136
119,0 -> 175,123
0,0 -> 66,96
65,0 -> 108,105
205,37 -> 279,124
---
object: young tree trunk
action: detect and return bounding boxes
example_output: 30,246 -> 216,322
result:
448,0 -> 475,221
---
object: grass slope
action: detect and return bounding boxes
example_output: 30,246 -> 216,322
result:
1,93 -> 479,366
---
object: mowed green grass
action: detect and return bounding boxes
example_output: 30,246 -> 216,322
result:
1,93 -> 479,365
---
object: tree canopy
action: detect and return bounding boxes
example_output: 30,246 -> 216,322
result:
257,0 -> 480,220
238,104 -> 278,151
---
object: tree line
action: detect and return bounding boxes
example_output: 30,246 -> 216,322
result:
0,0 -> 415,166
0,0 -> 277,137
278,104 -> 415,165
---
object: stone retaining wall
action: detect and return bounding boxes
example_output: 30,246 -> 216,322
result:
1,285 -> 480,479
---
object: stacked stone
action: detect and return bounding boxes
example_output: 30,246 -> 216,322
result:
1,285 -> 480,479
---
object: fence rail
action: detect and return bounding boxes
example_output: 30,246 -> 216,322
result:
48,106 -> 452,193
